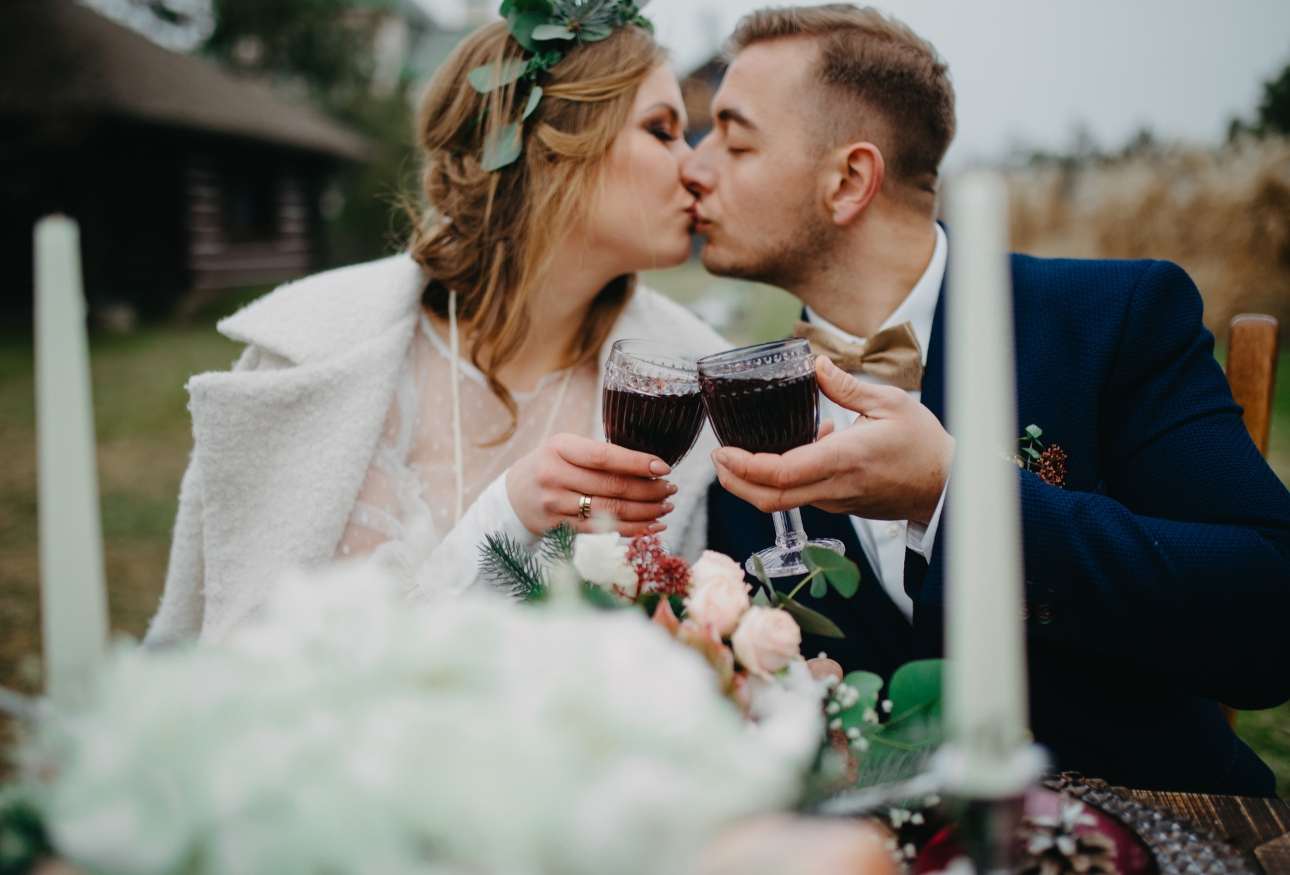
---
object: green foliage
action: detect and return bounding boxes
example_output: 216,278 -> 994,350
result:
828,659 -> 945,789
0,789 -> 51,875
1257,63 -> 1290,136
540,521 -> 577,567
750,552 -> 850,639
802,546 -> 860,598
203,0 -> 419,266
778,598 -> 844,638
1016,423 -> 1047,472
480,532 -> 547,601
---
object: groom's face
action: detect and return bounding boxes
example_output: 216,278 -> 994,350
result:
682,39 -> 832,287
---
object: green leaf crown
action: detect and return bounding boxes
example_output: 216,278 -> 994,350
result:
468,0 -> 653,171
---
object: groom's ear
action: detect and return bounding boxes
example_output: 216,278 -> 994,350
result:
825,142 -> 885,228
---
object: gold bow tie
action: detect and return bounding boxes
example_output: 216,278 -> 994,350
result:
792,320 -> 924,391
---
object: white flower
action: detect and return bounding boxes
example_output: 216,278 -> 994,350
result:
32,561 -> 823,875
683,555 -> 751,637
572,532 -> 638,598
731,607 -> 803,681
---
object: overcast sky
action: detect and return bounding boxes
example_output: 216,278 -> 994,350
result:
642,0 -> 1290,168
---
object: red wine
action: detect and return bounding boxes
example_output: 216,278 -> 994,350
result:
603,387 -> 707,467
700,372 -> 819,455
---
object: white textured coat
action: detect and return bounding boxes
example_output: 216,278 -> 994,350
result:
144,255 -> 730,646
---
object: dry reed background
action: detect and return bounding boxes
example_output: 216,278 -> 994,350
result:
1008,136 -> 1290,336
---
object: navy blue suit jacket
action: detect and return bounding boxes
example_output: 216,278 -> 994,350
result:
707,253 -> 1290,797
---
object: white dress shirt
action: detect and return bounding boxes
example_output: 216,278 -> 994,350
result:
806,223 -> 948,620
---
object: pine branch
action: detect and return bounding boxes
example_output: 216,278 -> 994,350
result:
540,521 -> 577,567
480,532 -> 547,601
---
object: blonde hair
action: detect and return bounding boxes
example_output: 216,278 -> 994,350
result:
728,5 -> 955,196
412,22 -> 666,439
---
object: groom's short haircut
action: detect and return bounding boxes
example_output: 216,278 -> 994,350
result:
727,5 -> 955,198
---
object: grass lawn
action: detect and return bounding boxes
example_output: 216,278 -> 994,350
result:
1,266 -> 1288,795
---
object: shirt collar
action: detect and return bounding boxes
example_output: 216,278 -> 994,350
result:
805,222 -> 946,367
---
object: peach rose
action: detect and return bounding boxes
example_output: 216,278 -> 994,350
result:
731,606 -> 802,681
685,573 -> 751,638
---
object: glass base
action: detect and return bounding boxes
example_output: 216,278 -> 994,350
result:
746,538 -> 846,578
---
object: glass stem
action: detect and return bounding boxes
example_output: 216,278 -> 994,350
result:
772,508 -> 807,552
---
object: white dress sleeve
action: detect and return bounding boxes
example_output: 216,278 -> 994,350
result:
410,471 -> 538,599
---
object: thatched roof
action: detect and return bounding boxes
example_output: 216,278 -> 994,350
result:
0,0 -> 371,161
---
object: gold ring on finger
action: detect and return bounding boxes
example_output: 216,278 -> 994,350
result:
577,494 -> 593,521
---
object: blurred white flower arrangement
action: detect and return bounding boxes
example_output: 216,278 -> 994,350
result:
24,560 -> 825,875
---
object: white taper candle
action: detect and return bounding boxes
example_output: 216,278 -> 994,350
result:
34,215 -> 109,709
944,171 -> 1031,797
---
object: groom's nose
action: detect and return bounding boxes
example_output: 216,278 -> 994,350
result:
681,132 -> 716,196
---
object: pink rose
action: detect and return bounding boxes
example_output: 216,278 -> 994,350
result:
689,550 -> 746,591
685,562 -> 751,638
731,606 -> 802,681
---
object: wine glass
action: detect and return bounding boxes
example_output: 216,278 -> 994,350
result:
602,340 -> 708,468
697,337 -> 845,577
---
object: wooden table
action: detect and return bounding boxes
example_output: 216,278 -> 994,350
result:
1129,790 -> 1290,874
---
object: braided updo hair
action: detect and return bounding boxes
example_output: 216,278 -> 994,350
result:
411,21 -> 666,440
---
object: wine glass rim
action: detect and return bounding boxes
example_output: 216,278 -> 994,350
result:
609,339 -> 702,372
697,337 -> 811,370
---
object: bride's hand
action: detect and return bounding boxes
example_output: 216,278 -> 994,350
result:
506,433 -> 678,537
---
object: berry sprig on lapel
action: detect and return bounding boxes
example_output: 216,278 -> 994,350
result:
1016,424 -> 1068,489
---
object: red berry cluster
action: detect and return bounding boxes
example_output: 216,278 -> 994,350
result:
626,535 -> 691,598
1036,445 -> 1068,489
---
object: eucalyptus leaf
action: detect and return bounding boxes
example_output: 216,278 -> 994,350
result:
531,23 -> 576,40
886,658 -> 942,723
499,0 -> 514,14
1025,447 -> 1041,459
1025,424 -> 1043,438
751,588 -> 772,608
803,546 -> 860,598
779,598 -> 844,638
511,0 -> 554,14
750,555 -> 776,604
481,123 -> 523,171
467,59 -> 526,93
510,11 -> 548,51
809,574 -> 827,599
522,85 -> 543,119
578,24 -> 613,41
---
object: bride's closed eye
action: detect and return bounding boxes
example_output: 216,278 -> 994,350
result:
649,122 -> 677,143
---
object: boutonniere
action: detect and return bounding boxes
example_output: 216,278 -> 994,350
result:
1015,424 -> 1067,488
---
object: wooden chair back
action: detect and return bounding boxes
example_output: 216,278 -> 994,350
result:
1226,314 -> 1280,455
1219,314 -> 1280,730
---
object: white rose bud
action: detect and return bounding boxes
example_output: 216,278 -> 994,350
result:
731,606 -> 802,681
684,560 -> 751,638
571,533 -> 638,599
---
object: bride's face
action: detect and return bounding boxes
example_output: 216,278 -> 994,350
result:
581,64 -> 696,272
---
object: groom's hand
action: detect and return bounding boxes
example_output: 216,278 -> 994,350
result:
712,357 -> 954,524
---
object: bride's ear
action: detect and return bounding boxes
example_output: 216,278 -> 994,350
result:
824,142 -> 884,227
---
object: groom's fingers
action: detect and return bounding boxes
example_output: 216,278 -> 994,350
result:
816,357 -> 903,415
714,441 -> 839,491
713,457 -> 831,513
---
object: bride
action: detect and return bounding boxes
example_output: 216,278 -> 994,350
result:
145,9 -> 727,645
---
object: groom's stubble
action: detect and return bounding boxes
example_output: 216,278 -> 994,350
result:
698,185 -> 836,293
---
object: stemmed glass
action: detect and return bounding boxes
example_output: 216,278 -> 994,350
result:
698,337 -> 845,577
602,340 -> 708,468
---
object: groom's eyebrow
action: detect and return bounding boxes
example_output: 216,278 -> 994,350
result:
716,108 -> 757,131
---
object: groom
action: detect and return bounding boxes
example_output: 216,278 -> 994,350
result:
686,5 -> 1290,796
